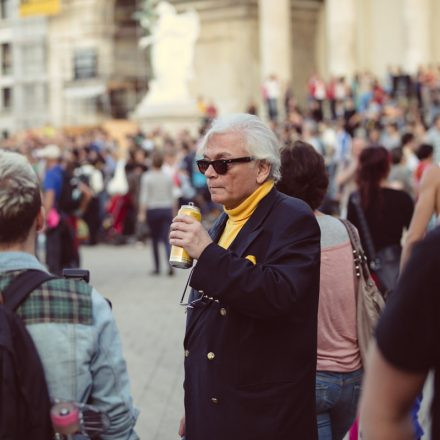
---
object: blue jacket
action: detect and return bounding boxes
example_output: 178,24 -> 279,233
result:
183,188 -> 321,440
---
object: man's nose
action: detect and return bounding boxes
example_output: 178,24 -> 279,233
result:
204,164 -> 217,178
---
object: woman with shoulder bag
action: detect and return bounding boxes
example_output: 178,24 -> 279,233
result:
347,145 -> 414,297
278,141 -> 384,440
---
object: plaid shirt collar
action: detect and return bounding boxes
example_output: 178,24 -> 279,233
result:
0,252 -> 93,325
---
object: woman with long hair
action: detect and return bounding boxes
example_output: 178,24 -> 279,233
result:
278,141 -> 362,440
349,146 -> 423,439
347,146 -> 413,278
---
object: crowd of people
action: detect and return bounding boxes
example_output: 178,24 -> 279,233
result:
1,65 -> 440,439
0,123 -> 220,275
1,66 -> 439,277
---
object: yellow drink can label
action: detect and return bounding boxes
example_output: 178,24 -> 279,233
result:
169,203 -> 202,269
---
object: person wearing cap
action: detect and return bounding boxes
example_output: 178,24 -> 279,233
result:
39,144 -> 64,274
170,114 -> 321,440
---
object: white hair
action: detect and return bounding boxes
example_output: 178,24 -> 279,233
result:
0,150 -> 41,242
198,113 -> 282,181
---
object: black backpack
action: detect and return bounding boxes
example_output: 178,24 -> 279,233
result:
59,170 -> 83,215
0,270 -> 55,440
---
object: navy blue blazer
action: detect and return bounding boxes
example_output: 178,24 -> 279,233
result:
183,188 -> 321,440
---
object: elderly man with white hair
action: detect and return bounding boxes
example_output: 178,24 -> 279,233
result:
170,113 -> 321,440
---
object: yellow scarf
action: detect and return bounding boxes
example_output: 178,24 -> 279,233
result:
218,180 -> 274,249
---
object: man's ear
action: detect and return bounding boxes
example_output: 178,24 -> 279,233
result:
256,160 -> 271,184
36,206 -> 45,232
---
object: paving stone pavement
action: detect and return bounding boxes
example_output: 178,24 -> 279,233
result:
81,243 -> 188,440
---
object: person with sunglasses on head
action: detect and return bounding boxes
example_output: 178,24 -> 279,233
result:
170,113 -> 321,440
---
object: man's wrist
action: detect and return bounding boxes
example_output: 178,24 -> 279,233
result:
195,241 -> 216,261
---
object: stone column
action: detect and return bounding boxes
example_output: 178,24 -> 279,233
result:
325,0 -> 356,77
258,0 -> 292,84
404,0 -> 431,72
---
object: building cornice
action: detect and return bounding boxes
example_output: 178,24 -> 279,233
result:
171,0 -> 258,22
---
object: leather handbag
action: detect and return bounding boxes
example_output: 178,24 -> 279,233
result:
339,219 -> 386,365
350,192 -> 400,298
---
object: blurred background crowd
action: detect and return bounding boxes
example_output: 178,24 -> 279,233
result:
1,66 -> 439,264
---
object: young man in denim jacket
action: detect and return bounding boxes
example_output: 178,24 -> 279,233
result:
0,150 -> 139,439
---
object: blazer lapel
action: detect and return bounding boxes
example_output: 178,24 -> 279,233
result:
184,212 -> 227,340
229,187 -> 280,257
208,212 -> 228,242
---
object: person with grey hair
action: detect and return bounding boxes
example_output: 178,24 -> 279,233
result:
197,113 -> 282,181
0,150 -> 139,439
170,113 -> 321,439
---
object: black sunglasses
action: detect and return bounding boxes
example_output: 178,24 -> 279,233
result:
179,268 -> 212,310
196,156 -> 254,175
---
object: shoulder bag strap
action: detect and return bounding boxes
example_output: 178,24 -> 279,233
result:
2,269 -> 56,311
339,218 -> 371,280
350,192 -> 377,263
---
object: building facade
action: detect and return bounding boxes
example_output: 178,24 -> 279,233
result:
0,0 -> 440,135
0,0 -> 148,135
48,0 -> 148,127
0,0 -> 49,136
171,0 -> 440,115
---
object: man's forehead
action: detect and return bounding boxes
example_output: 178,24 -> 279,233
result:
205,132 -> 248,158
203,150 -> 233,159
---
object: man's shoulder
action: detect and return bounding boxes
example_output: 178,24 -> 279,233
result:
272,190 -> 314,217
45,164 -> 63,177
262,190 -> 318,235
43,165 -> 64,188
0,270 -> 93,325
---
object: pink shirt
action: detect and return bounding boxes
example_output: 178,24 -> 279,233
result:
316,216 -> 362,372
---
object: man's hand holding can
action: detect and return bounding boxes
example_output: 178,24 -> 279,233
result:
169,213 -> 213,263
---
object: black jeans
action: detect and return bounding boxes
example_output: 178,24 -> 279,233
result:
147,208 -> 173,273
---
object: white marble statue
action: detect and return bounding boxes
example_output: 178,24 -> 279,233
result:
139,1 -> 200,104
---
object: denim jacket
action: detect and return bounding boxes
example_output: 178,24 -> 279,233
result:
0,252 -> 139,440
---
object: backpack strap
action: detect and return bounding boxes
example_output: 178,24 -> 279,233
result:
2,270 -> 57,312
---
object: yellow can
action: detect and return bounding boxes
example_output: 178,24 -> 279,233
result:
169,203 -> 202,269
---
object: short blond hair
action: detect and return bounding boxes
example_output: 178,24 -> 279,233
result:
0,150 -> 41,244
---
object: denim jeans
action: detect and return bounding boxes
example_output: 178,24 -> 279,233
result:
316,369 -> 363,440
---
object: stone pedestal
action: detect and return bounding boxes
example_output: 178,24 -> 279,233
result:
132,2 -> 201,134
133,99 -> 201,134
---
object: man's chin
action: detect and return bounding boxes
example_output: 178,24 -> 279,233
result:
210,195 -> 225,206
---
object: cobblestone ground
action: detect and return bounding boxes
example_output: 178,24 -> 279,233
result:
82,243 -> 187,440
